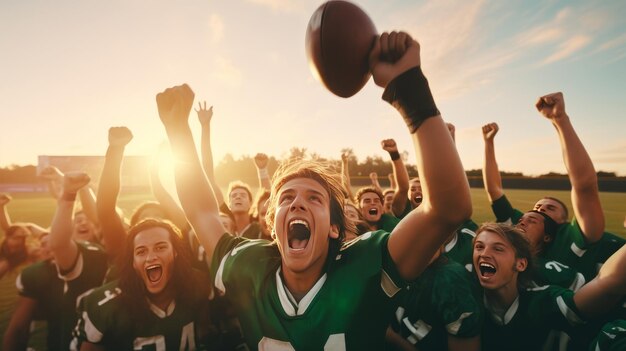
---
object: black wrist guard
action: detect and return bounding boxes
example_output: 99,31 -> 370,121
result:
389,151 -> 400,161
382,66 -> 440,134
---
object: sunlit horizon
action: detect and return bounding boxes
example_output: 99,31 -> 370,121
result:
2,0 -> 625,176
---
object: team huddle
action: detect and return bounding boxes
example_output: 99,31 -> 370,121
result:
1,31 -> 625,351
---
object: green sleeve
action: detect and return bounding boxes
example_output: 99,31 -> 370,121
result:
491,195 -> 523,224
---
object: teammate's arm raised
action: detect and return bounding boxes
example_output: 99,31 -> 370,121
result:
481,122 -> 504,203
381,139 -> 409,217
97,127 -> 132,257
157,86 -> 225,264
370,32 -> 471,280
50,172 -> 90,272
536,92 -> 604,243
196,101 -> 227,208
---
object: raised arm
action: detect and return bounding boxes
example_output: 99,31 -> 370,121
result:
340,151 -> 355,200
481,123 -> 504,203
157,85 -> 225,263
573,244 -> 626,318
196,101 -> 226,208
0,194 -> 12,232
536,92 -> 604,243
370,32 -> 472,280
369,172 -> 383,194
382,139 -> 410,217
254,153 -> 272,190
50,172 -> 91,271
40,165 -> 64,200
149,143 -> 190,232
78,185 -> 99,227
96,127 -> 132,257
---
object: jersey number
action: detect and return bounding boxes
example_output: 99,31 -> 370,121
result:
258,334 -> 345,350
133,322 -> 195,351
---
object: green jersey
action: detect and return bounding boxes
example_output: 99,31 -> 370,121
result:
391,258 -> 482,350
73,280 -> 204,351
491,195 -> 625,281
211,230 -> 405,350
589,319 -> 626,351
444,219 -> 478,272
377,213 -> 400,232
482,285 -> 585,351
533,257 -> 586,291
17,241 -> 108,350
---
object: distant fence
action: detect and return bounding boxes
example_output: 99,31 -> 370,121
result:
347,176 -> 626,193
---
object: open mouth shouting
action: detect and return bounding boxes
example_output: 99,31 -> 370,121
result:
479,262 -> 496,278
288,219 -> 311,252
146,264 -> 163,283
368,208 -> 379,216
413,195 -> 423,205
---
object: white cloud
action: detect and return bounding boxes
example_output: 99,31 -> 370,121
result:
542,35 -> 591,65
596,33 -> 626,52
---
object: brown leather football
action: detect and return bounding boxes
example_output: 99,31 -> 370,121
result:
305,1 -> 377,98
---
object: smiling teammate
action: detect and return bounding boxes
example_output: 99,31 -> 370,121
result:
473,223 -> 626,351
73,219 -> 211,350
156,30 -> 471,350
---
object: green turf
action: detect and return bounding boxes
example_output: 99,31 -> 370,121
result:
2,188 -> 625,238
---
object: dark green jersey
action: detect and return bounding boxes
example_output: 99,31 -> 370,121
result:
17,241 -> 108,350
211,230 -> 405,350
482,285 -> 585,351
491,195 -> 625,281
73,280 -> 203,351
377,213 -> 400,232
444,219 -> 478,272
533,257 -> 586,291
589,319 -> 626,351
392,258 -> 482,350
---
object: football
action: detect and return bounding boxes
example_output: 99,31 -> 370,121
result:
305,1 -> 377,98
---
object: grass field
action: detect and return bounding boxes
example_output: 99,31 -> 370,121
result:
3,188 -> 626,238
0,188 -> 624,348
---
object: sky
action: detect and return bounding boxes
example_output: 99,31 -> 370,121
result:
1,0 -> 625,176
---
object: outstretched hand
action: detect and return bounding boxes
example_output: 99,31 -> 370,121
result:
195,101 -> 213,125
482,123 -> 499,141
536,92 -> 567,121
62,172 -> 91,195
369,31 -> 421,88
108,127 -> 133,147
381,139 -> 398,153
156,84 -> 195,129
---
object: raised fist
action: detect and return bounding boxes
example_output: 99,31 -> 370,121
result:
40,166 -> 64,182
341,152 -> 349,163
536,92 -> 567,121
369,31 -> 421,88
254,153 -> 269,169
381,139 -> 398,153
62,172 -> 91,195
195,101 -> 213,125
156,84 -> 195,128
369,172 -> 379,182
0,193 -> 11,206
108,127 -> 133,147
482,123 -> 499,141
